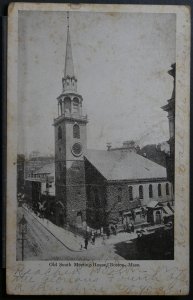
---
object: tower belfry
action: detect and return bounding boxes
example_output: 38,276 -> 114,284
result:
53,12 -> 88,228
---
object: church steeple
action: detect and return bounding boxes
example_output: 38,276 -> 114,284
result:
62,12 -> 77,93
54,12 -> 88,229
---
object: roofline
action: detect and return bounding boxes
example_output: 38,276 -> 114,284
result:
34,171 -> 52,175
25,178 -> 42,182
84,157 -> 108,182
107,178 -> 168,184
84,157 -> 167,183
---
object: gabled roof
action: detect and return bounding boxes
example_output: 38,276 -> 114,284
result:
85,149 -> 167,181
34,163 -> 54,175
162,206 -> 174,216
147,200 -> 160,208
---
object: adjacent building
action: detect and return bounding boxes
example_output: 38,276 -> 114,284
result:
24,154 -> 54,209
17,154 -> 25,195
161,63 -> 175,189
25,162 -> 55,219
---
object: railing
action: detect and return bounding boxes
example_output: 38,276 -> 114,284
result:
54,112 -> 87,121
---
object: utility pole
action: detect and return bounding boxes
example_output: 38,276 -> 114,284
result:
21,230 -> 24,261
18,214 -> 27,261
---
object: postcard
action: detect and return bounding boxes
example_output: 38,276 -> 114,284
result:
6,2 -> 190,295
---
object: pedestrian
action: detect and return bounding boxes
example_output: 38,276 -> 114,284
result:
131,223 -> 134,233
114,225 -> 117,235
129,223 -> 132,233
102,234 -> 105,245
84,237 -> 88,249
92,233 -> 95,245
106,228 -> 110,239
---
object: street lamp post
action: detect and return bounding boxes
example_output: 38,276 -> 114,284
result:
18,214 -> 27,261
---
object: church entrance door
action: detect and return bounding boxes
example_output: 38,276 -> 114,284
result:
59,213 -> 64,227
76,211 -> 82,227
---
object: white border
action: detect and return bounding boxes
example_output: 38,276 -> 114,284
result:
6,3 -> 190,295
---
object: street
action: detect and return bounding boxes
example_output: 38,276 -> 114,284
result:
16,207 -> 124,260
17,206 -> 173,261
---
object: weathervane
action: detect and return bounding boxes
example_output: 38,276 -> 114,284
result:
67,11 -> 69,30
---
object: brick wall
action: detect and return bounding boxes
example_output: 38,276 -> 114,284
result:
85,158 -> 107,229
106,181 -> 172,223
66,160 -> 87,225
54,116 -> 87,228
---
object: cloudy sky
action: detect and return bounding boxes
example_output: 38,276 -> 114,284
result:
18,11 -> 176,156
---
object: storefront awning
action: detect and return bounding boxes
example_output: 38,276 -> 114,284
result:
163,206 -> 174,217
123,211 -> 132,216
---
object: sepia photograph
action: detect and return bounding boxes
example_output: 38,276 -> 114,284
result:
6,3 -> 190,295
16,9 -> 176,261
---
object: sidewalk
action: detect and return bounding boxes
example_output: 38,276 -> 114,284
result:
90,231 -> 138,248
23,205 -> 84,252
23,205 -> 159,252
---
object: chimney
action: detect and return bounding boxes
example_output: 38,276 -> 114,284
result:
106,143 -> 112,151
122,140 -> 137,152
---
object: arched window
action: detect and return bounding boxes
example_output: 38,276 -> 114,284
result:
73,124 -> 80,139
59,101 -> 62,115
77,211 -> 82,217
118,187 -> 122,202
73,97 -> 79,113
58,126 -> 62,140
64,97 -> 71,114
129,186 -> 133,201
158,184 -> 162,197
166,183 -> 170,195
94,188 -> 100,207
139,185 -> 143,199
149,184 -> 153,198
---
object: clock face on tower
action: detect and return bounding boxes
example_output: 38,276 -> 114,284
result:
71,142 -> 83,157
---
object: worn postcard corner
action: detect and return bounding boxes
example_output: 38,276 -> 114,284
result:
6,2 -> 190,296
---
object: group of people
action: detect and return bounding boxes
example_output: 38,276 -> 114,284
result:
79,222 -> 135,250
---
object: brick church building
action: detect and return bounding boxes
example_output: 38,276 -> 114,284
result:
53,14 -> 173,231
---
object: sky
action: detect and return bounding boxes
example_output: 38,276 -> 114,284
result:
17,11 -> 176,156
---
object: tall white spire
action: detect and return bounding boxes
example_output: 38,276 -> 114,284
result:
64,11 -> 75,79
